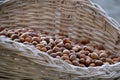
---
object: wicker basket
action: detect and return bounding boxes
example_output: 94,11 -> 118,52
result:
0,0 -> 120,80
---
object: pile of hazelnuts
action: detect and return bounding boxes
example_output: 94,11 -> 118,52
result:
0,27 -> 120,67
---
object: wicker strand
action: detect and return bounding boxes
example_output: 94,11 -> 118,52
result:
0,0 -> 120,79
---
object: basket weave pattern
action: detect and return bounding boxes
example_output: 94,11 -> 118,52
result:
0,0 -> 120,80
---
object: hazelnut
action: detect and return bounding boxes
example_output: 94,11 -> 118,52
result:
32,37 -> 40,43
72,46 -> 79,52
40,47 -> 47,52
112,57 -> 120,62
72,60 -> 80,66
106,51 -> 112,56
99,52 -> 108,58
56,52 -> 63,57
49,38 -> 54,43
32,41 -> 38,45
79,50 -> 89,55
65,43 -> 72,50
19,37 -> 25,42
63,54 -> 68,56
79,58 -> 85,64
61,55 -> 69,60
80,38 -> 90,45
95,60 -> 103,66
18,32 -> 23,36
113,61 -> 119,64
89,63 -> 96,67
40,40 -> 48,46
69,55 -> 76,61
21,33 -> 29,38
86,43 -> 96,48
111,55 -> 119,58
76,58 -> 80,62
106,58 -> 114,64
44,37 -> 50,43
28,28 -> 32,31
56,32 -> 65,36
84,46 -> 93,53
96,45 -> 104,50
49,41 -> 55,48
54,39 -> 61,44
85,56 -> 92,66
63,49 -> 70,55
56,42 -> 64,47
72,45 -> 82,52
60,47 -> 66,52
70,50 -> 75,54
99,50 -> 106,53
91,59 -> 96,63
11,34 -> 19,40
85,59 -> 91,66
100,58 -> 106,62
21,28 -> 27,32
103,62 -> 109,65
56,56 -> 61,59
47,50 -> 53,54
77,53 -> 86,58
86,56 -> 91,60
69,53 -> 75,56
94,49 -> 100,54
28,32 -> 39,37
0,27 -> 5,32
53,47 -> 60,52
63,38 -> 71,44
45,46 -> 51,50
36,44 -> 45,48
24,37 -> 31,42
15,29 -> 22,33
6,31 -> 14,37
23,41 -> 29,44
90,52 -> 99,59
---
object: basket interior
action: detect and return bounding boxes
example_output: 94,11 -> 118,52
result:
0,0 -> 120,54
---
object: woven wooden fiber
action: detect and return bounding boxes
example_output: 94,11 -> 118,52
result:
0,0 -> 120,80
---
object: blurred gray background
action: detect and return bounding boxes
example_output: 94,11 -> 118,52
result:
91,0 -> 120,23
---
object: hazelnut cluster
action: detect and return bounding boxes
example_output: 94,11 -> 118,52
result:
0,27 -> 120,67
